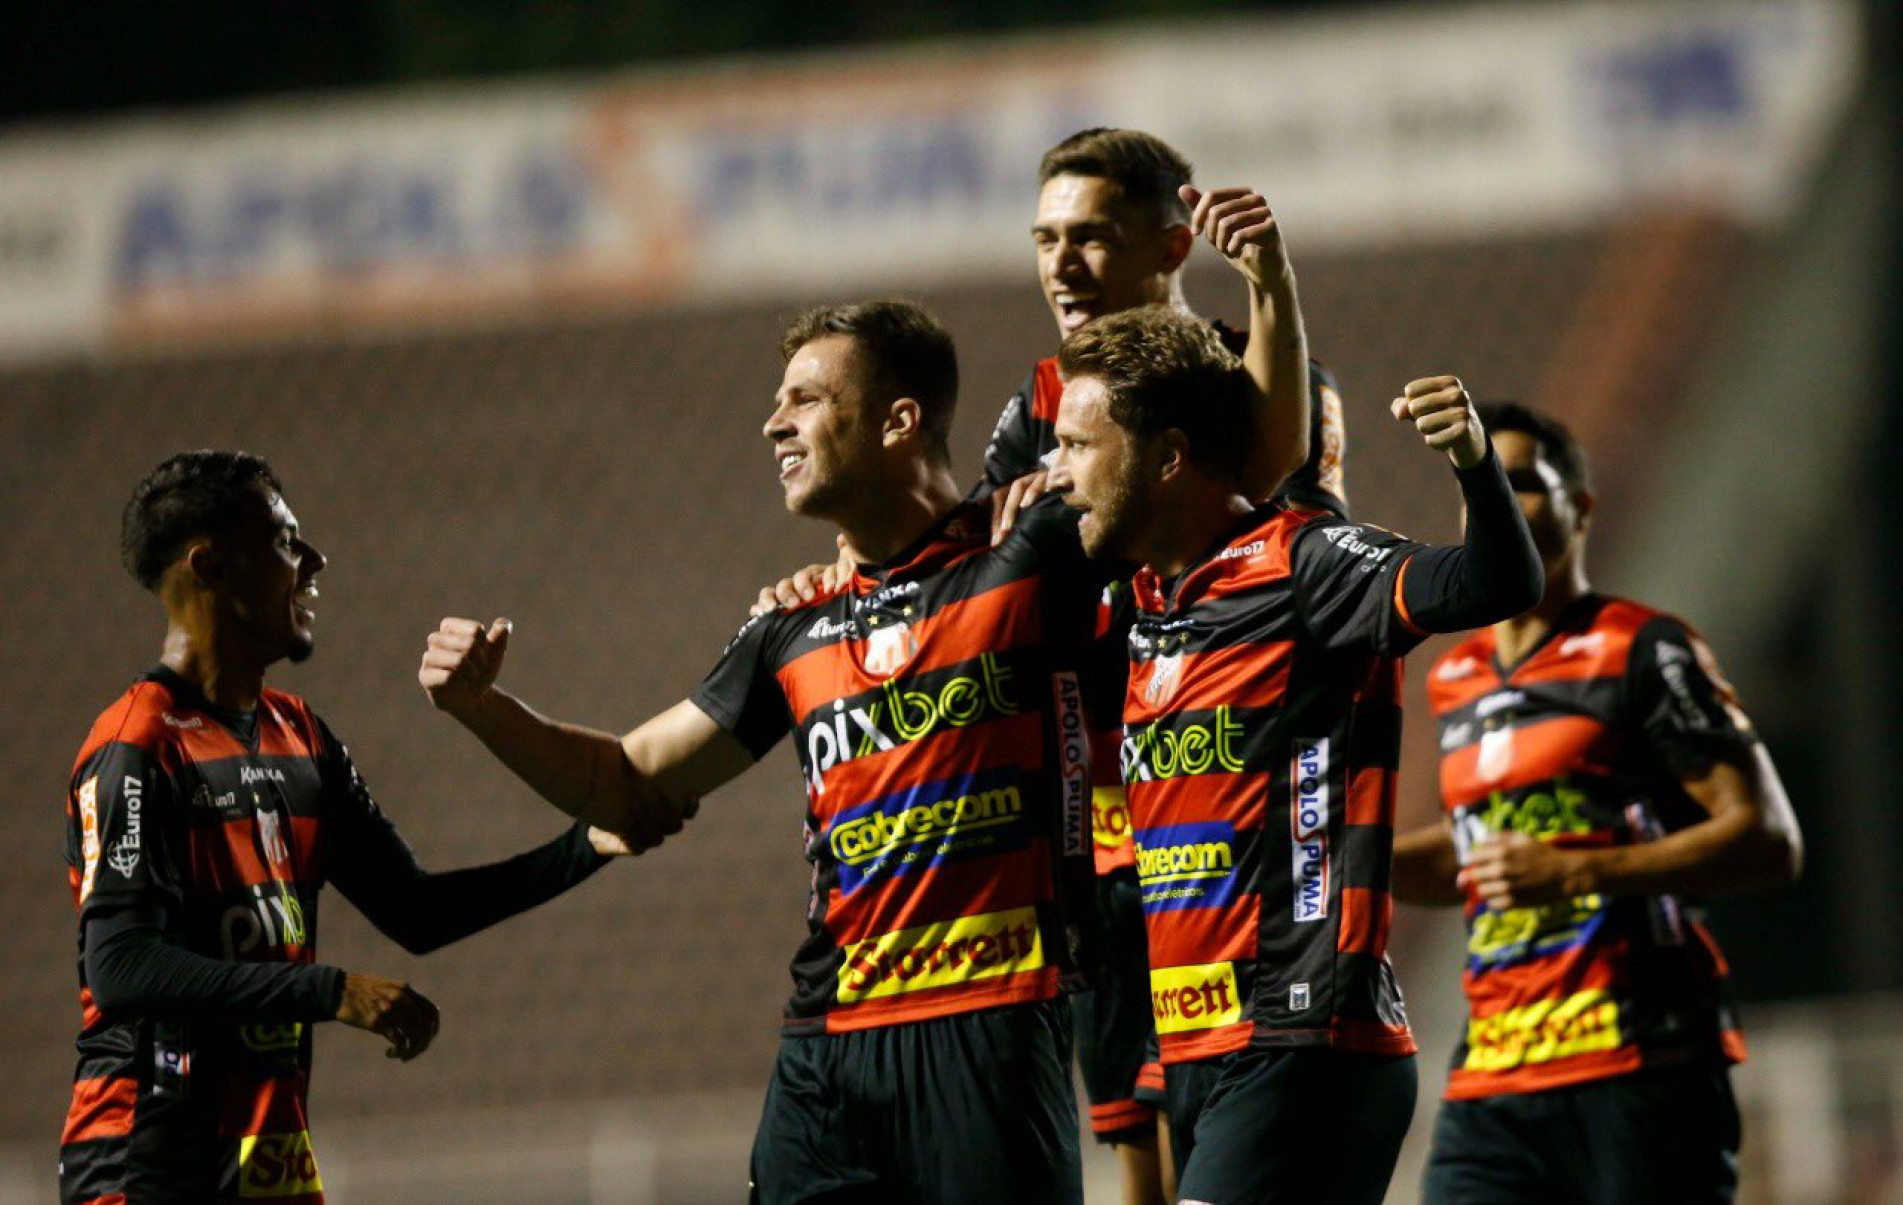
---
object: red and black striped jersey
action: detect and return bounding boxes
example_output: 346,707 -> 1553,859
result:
692,499 -> 1104,1035
1428,595 -> 1757,1099
60,667 -> 604,1205
63,670 -> 343,1205
980,335 -> 1348,516
1124,506 -> 1425,1066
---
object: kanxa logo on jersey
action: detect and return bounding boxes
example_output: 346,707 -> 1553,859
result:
1122,706 -> 1247,783
238,1130 -> 322,1198
1150,962 -> 1243,1035
1052,671 -> 1089,858
800,653 -> 1020,793
1135,822 -> 1242,914
827,769 -> 1027,895
1290,739 -> 1330,923
836,906 -> 1043,1004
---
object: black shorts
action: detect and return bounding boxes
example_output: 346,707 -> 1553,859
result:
1165,1046 -> 1417,1205
1069,868 -> 1157,1144
749,1000 -> 1082,1205
1421,1066 -> 1741,1205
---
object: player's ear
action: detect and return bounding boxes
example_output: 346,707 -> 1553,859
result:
182,539 -> 223,588
1153,429 -> 1191,484
1159,221 -> 1194,274
1572,488 -> 1597,533
883,397 -> 922,449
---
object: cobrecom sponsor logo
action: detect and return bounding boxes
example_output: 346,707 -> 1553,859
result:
802,653 -> 1018,792
238,1130 -> 322,1198
1291,739 -> 1329,923
836,906 -> 1044,1004
1135,822 -> 1240,913
1151,962 -> 1243,1035
826,770 -> 1027,894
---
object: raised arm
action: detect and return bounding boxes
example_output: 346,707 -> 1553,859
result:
1182,184 -> 1309,500
419,617 -> 755,845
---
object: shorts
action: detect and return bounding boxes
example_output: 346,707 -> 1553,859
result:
1165,1046 -> 1416,1205
1421,1065 -> 1741,1205
750,1000 -> 1082,1205
1069,868 -> 1158,1144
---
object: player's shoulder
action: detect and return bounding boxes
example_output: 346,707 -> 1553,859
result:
1027,356 -> 1064,421
72,675 -> 197,780
1587,595 -> 1701,664
259,686 -> 325,743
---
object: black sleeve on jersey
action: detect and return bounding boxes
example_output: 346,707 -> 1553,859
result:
83,903 -> 344,1021
1625,617 -> 1759,778
1393,443 -> 1544,633
72,742 -> 183,920
317,719 -> 610,955
978,372 -> 1043,495
1289,517 -> 1432,657
689,611 -> 794,759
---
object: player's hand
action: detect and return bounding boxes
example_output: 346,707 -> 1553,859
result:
587,802 -> 698,858
1390,376 -> 1487,470
1458,833 -> 1594,910
990,470 -> 1053,545
336,972 -> 440,1061
750,537 -> 855,616
419,617 -> 511,719
1181,184 -> 1290,291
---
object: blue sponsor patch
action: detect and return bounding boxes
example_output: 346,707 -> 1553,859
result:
827,769 -> 1028,895
1135,821 -> 1242,914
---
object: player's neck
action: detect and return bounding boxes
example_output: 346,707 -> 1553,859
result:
837,466 -> 964,564
160,623 -> 268,712
1493,559 -> 1591,667
1145,487 -> 1255,579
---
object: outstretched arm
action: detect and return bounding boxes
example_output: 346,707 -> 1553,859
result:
420,618 -> 755,843
1182,184 -> 1309,500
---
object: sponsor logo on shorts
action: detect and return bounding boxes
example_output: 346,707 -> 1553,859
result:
1291,739 -> 1329,923
1462,988 -> 1622,1073
1135,822 -> 1240,913
238,1130 -> 323,1198
826,770 -> 1027,895
836,906 -> 1043,1004
1150,962 -> 1243,1035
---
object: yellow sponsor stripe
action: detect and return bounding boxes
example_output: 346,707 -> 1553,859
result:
1150,962 -> 1243,1035
1463,988 -> 1622,1073
837,906 -> 1043,1005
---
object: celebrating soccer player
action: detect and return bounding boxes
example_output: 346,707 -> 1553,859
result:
1390,403 -> 1802,1204
1050,306 -> 1545,1205
60,452 -> 622,1205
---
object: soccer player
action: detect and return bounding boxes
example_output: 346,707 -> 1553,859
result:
61,451 -> 622,1205
1390,403 -> 1802,1205
757,128 -> 1341,1203
1050,306 -> 1545,1205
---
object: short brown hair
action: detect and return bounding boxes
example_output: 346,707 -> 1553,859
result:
122,451 -> 283,591
1058,305 -> 1251,484
1038,128 -> 1193,227
780,300 -> 958,463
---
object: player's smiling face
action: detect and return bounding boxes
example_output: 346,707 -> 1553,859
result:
1033,175 -> 1178,337
766,335 -> 885,520
222,490 -> 326,665
1054,374 -> 1147,561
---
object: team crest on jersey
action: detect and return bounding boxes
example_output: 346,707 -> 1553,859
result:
861,617 -> 919,678
257,808 -> 291,877
1144,652 -> 1185,706
1477,724 -> 1515,785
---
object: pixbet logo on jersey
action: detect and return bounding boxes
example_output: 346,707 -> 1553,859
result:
1291,739 -> 1329,923
801,653 -> 1019,792
1122,706 -> 1246,783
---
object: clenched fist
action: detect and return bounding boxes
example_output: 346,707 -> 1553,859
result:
1181,184 -> 1291,291
336,972 -> 440,1061
1391,376 -> 1487,470
419,617 -> 511,719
